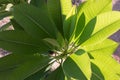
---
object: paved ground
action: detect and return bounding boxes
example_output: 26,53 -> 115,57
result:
113,0 -> 120,11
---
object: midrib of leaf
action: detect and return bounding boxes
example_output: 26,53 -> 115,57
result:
0,56 -> 29,72
88,44 -> 118,52
24,63 -> 48,79
0,65 -> 19,72
97,1 -> 111,15
93,18 -> 120,36
82,18 -> 120,47
18,8 -> 51,36
92,72 -> 103,80
0,39 -> 39,47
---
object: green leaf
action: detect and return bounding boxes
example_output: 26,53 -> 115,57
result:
43,38 -> 60,48
82,37 -> 119,80
71,53 -> 91,79
10,19 -> 24,30
47,0 -> 63,35
63,53 -> 91,80
60,0 -> 72,22
45,66 -> 66,80
63,6 -> 76,40
75,13 -> 85,38
91,63 -> 105,80
75,49 -> 86,55
81,11 -> 120,47
0,30 -> 50,54
77,17 -> 96,45
25,65 -> 49,80
83,39 -> 118,52
13,4 -> 57,39
0,0 -> 9,4
30,0 -> 47,9
77,0 -> 112,24
89,43 -> 120,80
47,0 -> 72,35
0,11 -> 11,20
0,53 -> 51,80
56,32 -> 65,49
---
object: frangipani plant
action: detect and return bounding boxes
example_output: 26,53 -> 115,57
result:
0,0 -> 120,80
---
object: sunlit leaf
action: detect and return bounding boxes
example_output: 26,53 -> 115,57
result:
81,11 -> 120,47
77,0 -> 112,24
90,45 -> 120,80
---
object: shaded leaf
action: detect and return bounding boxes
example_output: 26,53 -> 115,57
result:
13,4 -> 57,39
56,32 -> 65,49
25,65 -> 49,80
75,49 -> 85,55
0,0 -> 9,4
43,38 -> 60,48
11,19 -> 24,30
77,17 -> 96,45
63,6 -> 76,40
75,13 -> 85,38
70,53 -> 91,79
63,55 -> 88,80
47,0 -> 63,35
0,11 -> 11,20
0,30 -> 50,54
91,63 -> 105,80
30,0 -> 47,9
46,66 -> 66,80
0,54 -> 51,80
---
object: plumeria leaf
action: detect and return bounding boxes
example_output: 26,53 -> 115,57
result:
81,11 -> 120,47
75,13 -> 85,38
13,4 -> 57,39
63,6 -> 76,40
0,11 -> 11,20
47,0 -> 63,35
91,62 -> 105,80
0,53 -> 51,80
90,45 -> 120,80
46,66 -> 66,80
30,0 -> 46,9
77,0 -> 112,24
77,17 -> 96,45
25,65 -> 49,80
10,19 -> 24,30
60,0 -> 72,22
43,38 -> 60,48
63,53 -> 91,80
0,30 -> 50,54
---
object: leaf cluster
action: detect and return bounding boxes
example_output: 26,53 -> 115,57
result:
0,0 -> 120,80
